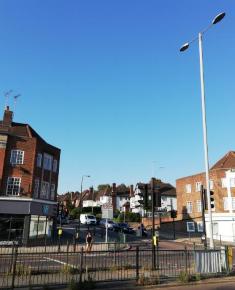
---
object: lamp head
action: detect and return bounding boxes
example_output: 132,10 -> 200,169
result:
180,42 -> 189,52
212,12 -> 226,25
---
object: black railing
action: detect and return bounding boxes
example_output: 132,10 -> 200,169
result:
0,243 -> 229,289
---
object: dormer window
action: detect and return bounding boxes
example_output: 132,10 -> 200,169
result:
10,150 -> 24,165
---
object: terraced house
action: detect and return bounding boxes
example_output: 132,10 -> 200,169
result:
0,106 -> 60,244
176,151 -> 235,242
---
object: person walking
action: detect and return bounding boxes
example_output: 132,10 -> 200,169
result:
85,231 -> 93,253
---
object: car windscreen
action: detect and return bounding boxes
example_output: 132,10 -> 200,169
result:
87,215 -> 95,219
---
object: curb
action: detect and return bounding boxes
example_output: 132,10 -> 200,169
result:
94,275 -> 235,290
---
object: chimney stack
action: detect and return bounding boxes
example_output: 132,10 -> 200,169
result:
3,106 -> 13,127
129,184 -> 134,197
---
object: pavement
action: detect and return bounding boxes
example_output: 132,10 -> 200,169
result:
14,275 -> 235,290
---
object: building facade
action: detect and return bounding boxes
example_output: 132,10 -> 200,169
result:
176,151 -> 235,242
0,107 -> 60,243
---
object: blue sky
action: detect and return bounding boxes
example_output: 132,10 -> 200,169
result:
0,1 -> 234,193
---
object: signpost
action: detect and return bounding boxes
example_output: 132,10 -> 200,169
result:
102,200 -> 113,243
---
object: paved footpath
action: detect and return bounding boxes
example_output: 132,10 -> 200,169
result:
15,276 -> 235,290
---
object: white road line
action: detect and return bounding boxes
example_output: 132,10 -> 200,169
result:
44,257 -> 77,268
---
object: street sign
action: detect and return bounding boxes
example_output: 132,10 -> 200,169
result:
102,202 -> 113,219
102,208 -> 113,219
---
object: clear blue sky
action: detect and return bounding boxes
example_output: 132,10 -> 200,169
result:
0,1 -> 234,193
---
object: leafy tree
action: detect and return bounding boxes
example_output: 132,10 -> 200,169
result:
69,208 -> 81,219
97,184 -> 111,192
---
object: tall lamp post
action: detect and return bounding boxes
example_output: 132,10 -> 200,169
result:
77,175 -> 91,234
180,12 -> 226,249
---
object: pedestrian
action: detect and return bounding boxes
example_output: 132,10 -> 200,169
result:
85,231 -> 93,252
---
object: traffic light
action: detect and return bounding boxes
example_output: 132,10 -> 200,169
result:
171,210 -> 177,219
144,184 -> 148,209
137,183 -> 149,209
210,191 -> 215,209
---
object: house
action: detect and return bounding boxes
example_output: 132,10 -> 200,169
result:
130,178 -> 177,216
0,106 -> 60,244
176,151 -> 235,242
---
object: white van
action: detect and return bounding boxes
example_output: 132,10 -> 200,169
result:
80,214 -> 97,225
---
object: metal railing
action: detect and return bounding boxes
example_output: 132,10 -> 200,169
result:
0,243 -> 229,289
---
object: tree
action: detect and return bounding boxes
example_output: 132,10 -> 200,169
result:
97,184 -> 111,192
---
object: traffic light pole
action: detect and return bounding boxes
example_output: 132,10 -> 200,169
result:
151,178 -> 156,270
200,185 -> 207,248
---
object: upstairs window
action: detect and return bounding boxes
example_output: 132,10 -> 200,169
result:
196,200 -> 202,213
43,153 -> 53,171
185,184 -> 191,193
51,184 -> 56,200
230,178 -> 235,188
10,150 -> 24,165
6,177 -> 21,196
221,178 -> 227,188
210,180 -> 214,190
186,201 -> 193,213
53,159 -> 58,172
37,153 -> 42,167
195,182 -> 202,192
40,181 -> 50,199
34,178 -> 40,198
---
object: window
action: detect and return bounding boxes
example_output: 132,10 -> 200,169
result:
196,200 -> 202,213
34,178 -> 40,198
51,184 -> 55,200
197,222 -> 204,232
195,182 -> 202,192
43,154 -> 53,171
186,222 -> 195,232
10,150 -> 24,165
37,153 -> 42,167
185,184 -> 191,193
223,197 -> 229,211
230,178 -> 235,188
221,178 -> 227,188
53,159 -> 58,172
186,201 -> 193,213
232,198 -> 235,210
210,180 -> 214,190
40,181 -> 50,199
6,177 -> 21,196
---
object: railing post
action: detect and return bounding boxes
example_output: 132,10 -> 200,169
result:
136,246 -> 139,281
79,247 -> 84,284
184,245 -> 188,275
11,244 -> 18,290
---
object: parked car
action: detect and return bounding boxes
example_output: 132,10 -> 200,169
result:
117,223 -> 135,234
80,214 -> 97,225
99,219 -> 118,231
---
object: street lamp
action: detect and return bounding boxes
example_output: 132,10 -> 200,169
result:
77,175 -> 91,234
180,12 -> 226,249
81,175 -> 91,200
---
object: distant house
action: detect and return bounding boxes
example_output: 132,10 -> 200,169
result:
176,151 -> 235,242
130,179 -> 177,216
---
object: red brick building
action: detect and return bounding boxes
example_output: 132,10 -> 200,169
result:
176,151 -> 235,242
0,107 -> 60,243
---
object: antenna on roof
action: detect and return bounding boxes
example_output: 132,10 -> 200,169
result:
4,90 -> 13,109
13,94 -> 20,114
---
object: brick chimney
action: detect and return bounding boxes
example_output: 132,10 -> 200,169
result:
129,184 -> 134,197
3,106 -> 13,127
111,183 -> 117,210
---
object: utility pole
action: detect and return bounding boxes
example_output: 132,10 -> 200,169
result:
200,185 -> 207,248
151,177 -> 156,270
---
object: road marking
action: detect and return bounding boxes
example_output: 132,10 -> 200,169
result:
44,257 -> 77,268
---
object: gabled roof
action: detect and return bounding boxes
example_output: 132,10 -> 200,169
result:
210,151 -> 235,170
